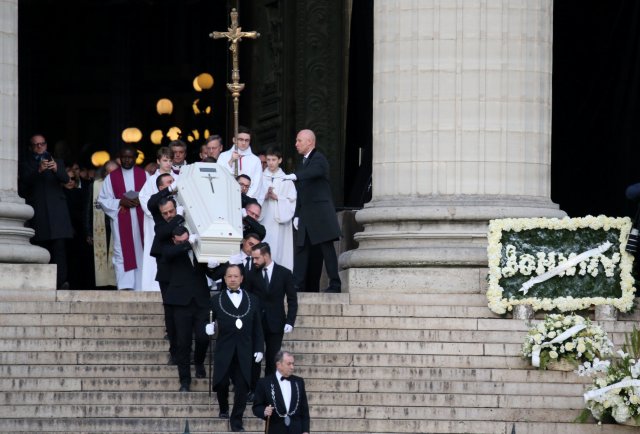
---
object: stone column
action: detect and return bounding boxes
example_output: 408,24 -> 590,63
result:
0,1 -> 55,296
340,0 -> 565,292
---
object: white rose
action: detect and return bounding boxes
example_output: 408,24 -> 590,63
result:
549,351 -> 558,359
547,331 -> 557,339
564,342 -> 575,351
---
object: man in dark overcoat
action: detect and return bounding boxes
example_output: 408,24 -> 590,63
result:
282,129 -> 342,293
18,133 -> 73,288
207,264 -> 264,432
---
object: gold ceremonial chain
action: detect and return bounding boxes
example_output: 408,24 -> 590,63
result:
270,381 -> 300,417
218,290 -> 252,320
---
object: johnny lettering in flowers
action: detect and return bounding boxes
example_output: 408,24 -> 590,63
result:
487,216 -> 636,314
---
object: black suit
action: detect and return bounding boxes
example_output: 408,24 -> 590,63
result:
162,242 -> 211,387
249,262 -> 298,389
252,373 -> 310,434
293,149 -> 341,292
19,154 -> 73,287
210,289 -> 264,431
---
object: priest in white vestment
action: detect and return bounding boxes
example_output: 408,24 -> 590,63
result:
97,146 -> 148,290
257,148 -> 296,270
216,126 -> 263,198
138,147 -> 176,291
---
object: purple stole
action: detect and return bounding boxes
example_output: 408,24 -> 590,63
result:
110,167 -> 146,271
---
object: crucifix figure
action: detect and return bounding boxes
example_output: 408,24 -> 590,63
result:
210,8 -> 260,177
205,173 -> 215,194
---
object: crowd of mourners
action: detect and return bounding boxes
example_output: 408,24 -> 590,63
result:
18,126 -> 342,433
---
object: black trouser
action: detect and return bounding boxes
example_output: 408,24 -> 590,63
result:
36,238 -> 67,288
215,352 -> 248,430
250,330 -> 284,391
293,231 -> 341,292
159,281 -> 176,358
172,299 -> 209,386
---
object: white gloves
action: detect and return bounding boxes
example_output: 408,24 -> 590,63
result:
282,174 -> 297,181
188,234 -> 199,244
207,258 -> 220,269
229,255 -> 243,265
254,352 -> 264,363
168,182 -> 177,192
284,324 -> 293,334
205,323 -> 215,335
293,217 -> 299,230
241,208 -> 247,218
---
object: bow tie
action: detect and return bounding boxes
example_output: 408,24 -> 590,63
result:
228,289 -> 240,294
280,376 -> 289,381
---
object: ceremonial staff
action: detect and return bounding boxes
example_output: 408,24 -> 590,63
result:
208,309 -> 213,406
210,8 -> 260,177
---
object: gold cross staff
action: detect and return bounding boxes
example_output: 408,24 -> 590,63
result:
210,8 -> 260,177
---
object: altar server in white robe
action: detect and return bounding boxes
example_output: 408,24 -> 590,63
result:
217,126 -> 263,198
138,146 -> 176,291
258,147 -> 296,270
98,146 -> 148,290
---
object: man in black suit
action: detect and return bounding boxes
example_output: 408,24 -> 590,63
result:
162,226 -> 211,392
248,242 -> 298,400
207,264 -> 264,432
147,176 -> 184,365
18,133 -> 74,288
252,350 -> 310,434
282,129 -> 342,293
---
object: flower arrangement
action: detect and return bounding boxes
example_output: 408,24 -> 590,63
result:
578,327 -> 640,425
521,313 -> 614,370
487,216 -> 636,314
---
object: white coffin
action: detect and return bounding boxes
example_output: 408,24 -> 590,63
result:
176,162 -> 243,262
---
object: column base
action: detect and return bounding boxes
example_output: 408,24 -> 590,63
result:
0,264 -> 57,299
0,200 -> 50,263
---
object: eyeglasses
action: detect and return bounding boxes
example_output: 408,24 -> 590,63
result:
33,142 -> 47,147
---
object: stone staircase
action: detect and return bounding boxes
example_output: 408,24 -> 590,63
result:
0,286 -> 638,433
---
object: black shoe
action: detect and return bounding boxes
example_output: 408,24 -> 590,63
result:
59,282 -> 70,290
167,355 -> 176,365
218,410 -> 229,419
231,427 -> 245,432
246,391 -> 254,403
179,384 -> 190,392
195,364 -> 206,378
322,287 -> 341,293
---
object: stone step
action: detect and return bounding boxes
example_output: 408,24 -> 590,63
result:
298,315 -> 481,329
348,292 -> 489,306
0,364 -> 591,386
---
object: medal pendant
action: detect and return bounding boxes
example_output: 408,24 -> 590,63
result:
235,318 -> 243,329
284,415 -> 290,426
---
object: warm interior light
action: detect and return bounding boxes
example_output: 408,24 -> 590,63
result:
167,127 -> 182,141
150,130 -> 163,145
196,73 -> 214,90
156,98 -> 173,115
121,127 -> 143,143
192,99 -> 201,115
91,151 -> 110,168
193,77 -> 202,92
136,149 -> 145,165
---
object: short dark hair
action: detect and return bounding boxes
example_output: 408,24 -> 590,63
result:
156,146 -> 173,160
120,144 -> 137,156
243,232 -> 260,242
274,350 -> 292,365
156,173 -> 173,189
226,263 -> 243,276
206,134 -> 223,145
169,139 -> 187,150
158,196 -> 176,209
172,225 -> 189,237
202,156 -> 216,163
264,147 -> 282,159
238,125 -> 251,136
236,174 -> 251,183
251,242 -> 271,256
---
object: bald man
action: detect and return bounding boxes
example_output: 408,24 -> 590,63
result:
282,129 -> 341,293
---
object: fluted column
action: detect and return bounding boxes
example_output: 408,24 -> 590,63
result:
341,0 -> 564,286
0,0 -> 49,265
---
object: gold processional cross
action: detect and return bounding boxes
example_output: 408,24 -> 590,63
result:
210,8 -> 260,177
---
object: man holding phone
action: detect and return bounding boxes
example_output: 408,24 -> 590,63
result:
18,134 -> 73,288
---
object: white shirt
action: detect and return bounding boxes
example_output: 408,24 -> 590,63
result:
275,370 -> 292,411
227,288 -> 243,308
217,146 -> 263,197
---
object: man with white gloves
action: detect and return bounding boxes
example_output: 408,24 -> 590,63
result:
207,264 -> 264,432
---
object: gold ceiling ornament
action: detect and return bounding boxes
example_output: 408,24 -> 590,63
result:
210,8 -> 259,176
121,127 -> 143,143
91,150 -> 110,168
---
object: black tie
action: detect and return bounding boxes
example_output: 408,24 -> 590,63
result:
302,157 -> 308,166
263,268 -> 270,288
228,288 -> 240,294
280,376 -> 289,381
245,256 -> 251,270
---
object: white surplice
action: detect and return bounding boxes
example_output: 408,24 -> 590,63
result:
97,168 -> 148,290
257,168 -> 297,270
217,146 -> 263,198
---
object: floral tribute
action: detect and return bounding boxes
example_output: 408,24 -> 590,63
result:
521,313 -> 613,370
487,216 -> 636,314
578,327 -> 640,425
